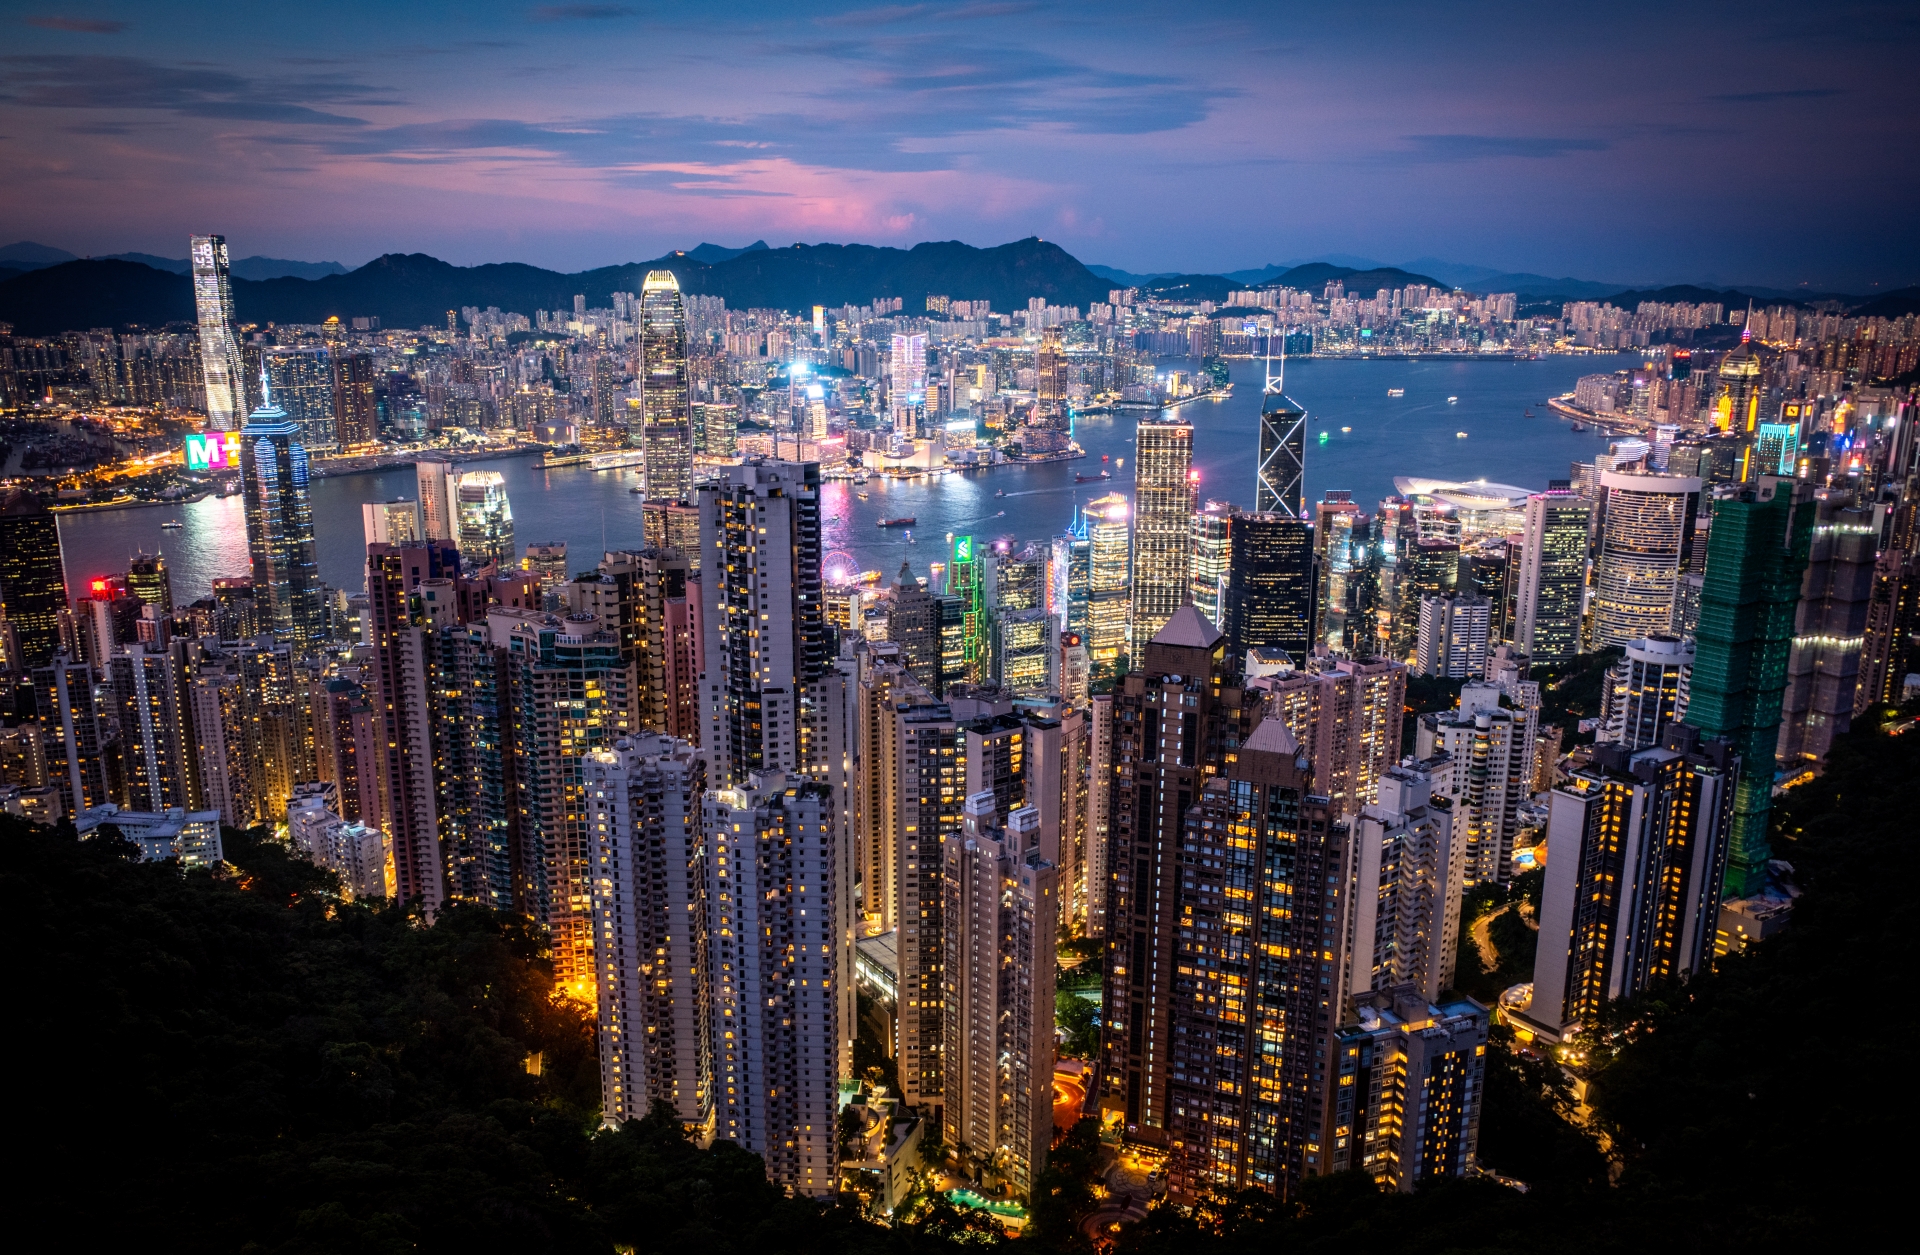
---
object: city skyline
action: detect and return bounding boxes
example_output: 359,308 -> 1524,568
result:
0,3 -> 1915,290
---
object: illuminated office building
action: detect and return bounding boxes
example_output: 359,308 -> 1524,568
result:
1222,512 -> 1313,669
0,489 -> 70,670
1256,365 -> 1306,518
361,499 -> 419,548
638,271 -> 693,500
1685,477 -> 1814,896
1513,489 -> 1591,665
1190,500 -> 1233,626
1415,594 -> 1492,680
240,385 -> 325,656
1130,419 -> 1195,646
1530,729 -> 1736,1030
107,643 -> 196,813
1591,471 -> 1701,648
190,235 -> 249,431
946,534 -> 987,688
891,332 -> 929,431
1051,514 -> 1092,638
125,552 -> 172,620
886,561 -> 942,693
416,456 -> 458,543
456,471 -> 517,571
697,460 -> 845,790
1085,493 -> 1131,682
265,348 -> 338,451
332,353 -> 378,446
1777,494 -> 1876,764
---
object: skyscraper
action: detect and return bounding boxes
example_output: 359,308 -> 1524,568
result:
1323,990 -> 1487,1191
455,471 -> 517,571
1130,420 -> 1195,646
1414,594 -> 1492,680
1051,513 -> 1092,639
190,235 -> 249,431
265,348 -> 338,451
240,381 -> 324,656
1222,512 -> 1314,668
361,500 -> 420,548
890,332 -> 928,432
946,534 -> 987,689
1035,326 -> 1069,425
1591,470 -> 1700,648
697,460 -> 839,786
1085,493 -> 1131,682
1777,493 -> 1876,764
1251,656 -> 1407,819
1418,683 -> 1536,886
0,489 -> 69,671
415,456 -> 458,543
1347,762 -> 1463,1004
703,774 -> 850,1198
332,353 -> 378,447
586,733 -> 710,1129
942,793 -> 1057,1199
1189,499 -> 1232,626
1685,477 -> 1814,896
638,271 -> 693,501
1513,489 -> 1591,665
1599,635 -> 1693,750
1256,358 -> 1307,519
1529,730 -> 1736,1030
1158,713 -> 1352,1196
125,551 -> 173,620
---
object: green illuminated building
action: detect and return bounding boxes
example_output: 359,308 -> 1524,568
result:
1684,478 -> 1814,897
948,533 -> 986,686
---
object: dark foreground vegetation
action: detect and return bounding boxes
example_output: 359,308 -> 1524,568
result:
6,709 -> 1907,1252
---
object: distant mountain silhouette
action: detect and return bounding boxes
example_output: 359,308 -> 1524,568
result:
1270,263 -> 1448,294
0,241 -> 79,267
684,241 -> 770,264
0,237 -> 1111,335
98,253 -> 351,281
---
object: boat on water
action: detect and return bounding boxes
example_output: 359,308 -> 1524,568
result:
857,490 -> 869,499
878,516 -> 916,528
1388,388 -> 1405,397
994,489 -> 1006,498
629,486 -> 646,494
1523,408 -> 1535,417
1075,471 -> 1110,483
1341,426 -> 1352,433
1456,431 -> 1469,439
160,520 -> 184,530
1570,421 -> 1587,432
1447,396 -> 1459,404
1100,454 -> 1109,462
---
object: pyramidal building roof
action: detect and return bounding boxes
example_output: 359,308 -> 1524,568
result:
1151,604 -> 1223,650
1243,716 -> 1301,757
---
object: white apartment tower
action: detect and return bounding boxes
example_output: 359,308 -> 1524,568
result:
1346,761 -> 1465,1004
941,792 -> 1057,1199
586,734 -> 712,1131
1416,683 -> 1536,886
703,774 -> 851,1198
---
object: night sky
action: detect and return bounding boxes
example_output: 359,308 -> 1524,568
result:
3,1 -> 1916,290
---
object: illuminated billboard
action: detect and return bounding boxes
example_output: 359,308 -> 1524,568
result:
184,430 -> 243,471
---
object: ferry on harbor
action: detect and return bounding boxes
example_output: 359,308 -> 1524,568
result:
878,516 -> 916,528
1387,388 -> 1405,397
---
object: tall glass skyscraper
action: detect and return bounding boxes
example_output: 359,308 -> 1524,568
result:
1256,357 -> 1307,519
1685,478 -> 1814,897
1592,470 -> 1701,648
455,471 -> 517,571
190,235 -> 249,431
1223,512 -> 1314,668
638,270 -> 693,500
265,348 -> 338,451
240,380 -> 324,656
1085,492 -> 1131,682
0,488 -> 69,671
1130,419 -> 1195,644
1513,488 -> 1592,664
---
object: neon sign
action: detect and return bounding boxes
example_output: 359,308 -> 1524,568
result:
184,430 -> 243,471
